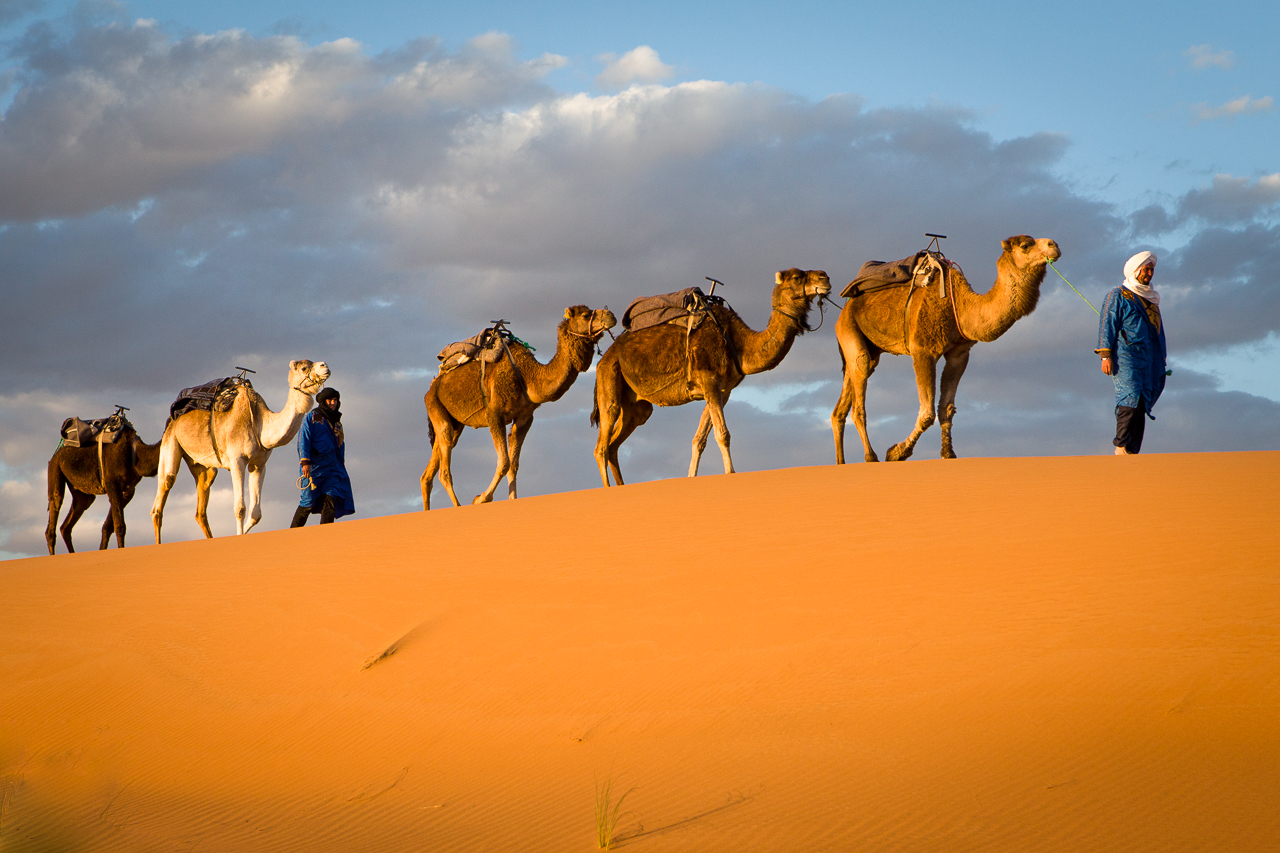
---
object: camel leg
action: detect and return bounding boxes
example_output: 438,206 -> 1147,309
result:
101,482 -> 137,549
608,400 -> 652,487
594,385 -> 623,488
887,353 -> 939,462
229,457 -> 249,535
59,489 -> 95,554
706,392 -> 735,475
688,407 -> 714,477
506,413 -> 534,500
474,414 -> 511,505
151,434 -> 184,545
46,463 -> 67,555
100,482 -> 127,550
831,328 -> 881,464
421,441 -> 441,511
189,461 -> 219,539
244,462 -> 265,533
938,346 -> 972,459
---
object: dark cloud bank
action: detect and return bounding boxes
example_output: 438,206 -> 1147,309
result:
2,13 -> 1277,557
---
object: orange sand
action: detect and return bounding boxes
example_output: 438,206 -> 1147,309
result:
3,452 -> 1278,851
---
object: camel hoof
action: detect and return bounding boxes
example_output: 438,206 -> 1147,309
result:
864,453 -> 879,463
471,495 -> 490,505
885,444 -> 912,462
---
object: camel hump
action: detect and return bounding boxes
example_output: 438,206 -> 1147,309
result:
623,287 -> 722,332
841,252 -> 929,299
438,328 -> 510,373
59,413 -> 130,448
167,376 -> 253,423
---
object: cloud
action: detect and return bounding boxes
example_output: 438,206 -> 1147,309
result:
1185,44 -> 1235,70
1,11 -> 1276,559
0,0 -> 41,26
1191,94 -> 1273,122
1176,173 -> 1280,224
595,45 -> 673,89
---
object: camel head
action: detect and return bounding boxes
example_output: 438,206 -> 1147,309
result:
288,359 -> 331,397
1000,235 -> 1061,273
562,305 -> 618,370
772,268 -> 832,332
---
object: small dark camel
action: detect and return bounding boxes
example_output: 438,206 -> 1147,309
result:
421,305 -> 617,509
46,426 -> 162,554
592,268 -> 832,486
831,235 -> 1061,463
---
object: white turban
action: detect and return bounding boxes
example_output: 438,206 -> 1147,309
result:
1122,251 -> 1159,305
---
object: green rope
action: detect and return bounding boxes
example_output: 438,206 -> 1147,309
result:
1048,260 -> 1099,316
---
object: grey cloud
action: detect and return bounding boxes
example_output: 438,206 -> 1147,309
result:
0,0 -> 41,27
1176,173 -> 1280,225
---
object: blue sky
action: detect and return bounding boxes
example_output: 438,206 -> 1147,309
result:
1,0 -> 1276,556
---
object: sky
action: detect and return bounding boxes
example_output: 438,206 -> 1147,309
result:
1,0 -> 1277,558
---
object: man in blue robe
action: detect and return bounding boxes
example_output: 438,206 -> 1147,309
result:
290,387 -> 355,526
1095,251 -> 1168,455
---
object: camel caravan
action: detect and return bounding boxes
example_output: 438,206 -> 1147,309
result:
46,235 -> 1060,551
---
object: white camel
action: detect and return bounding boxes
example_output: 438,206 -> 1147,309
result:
151,359 -> 330,542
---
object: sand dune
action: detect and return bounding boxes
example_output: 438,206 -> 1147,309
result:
3,452 -> 1278,851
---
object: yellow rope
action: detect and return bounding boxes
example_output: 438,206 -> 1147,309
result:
1048,260 -> 1099,315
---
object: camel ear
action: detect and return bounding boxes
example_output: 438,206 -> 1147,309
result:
1001,239 -> 1011,253
564,308 -> 572,319
775,272 -> 783,284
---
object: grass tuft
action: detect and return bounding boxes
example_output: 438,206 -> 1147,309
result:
594,775 -> 634,850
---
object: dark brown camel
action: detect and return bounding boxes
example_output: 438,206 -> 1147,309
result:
592,268 -> 832,485
46,427 -> 162,554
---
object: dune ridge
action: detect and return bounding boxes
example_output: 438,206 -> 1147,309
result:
3,452 -> 1279,851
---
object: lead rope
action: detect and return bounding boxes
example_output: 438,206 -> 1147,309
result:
1048,260 -> 1100,315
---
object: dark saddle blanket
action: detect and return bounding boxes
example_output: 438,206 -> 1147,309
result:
841,252 -> 929,299
437,325 -> 535,374
437,329 -> 509,373
60,412 -> 130,448
168,377 -> 252,423
622,287 -> 724,332
842,251 -> 960,299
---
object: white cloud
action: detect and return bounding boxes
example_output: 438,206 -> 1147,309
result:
1192,94 -> 1274,122
1185,44 -> 1235,70
595,45 -> 674,89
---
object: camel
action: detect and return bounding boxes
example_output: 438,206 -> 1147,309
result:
592,268 -> 832,486
830,235 -> 1061,463
46,422 -> 162,554
421,305 -> 617,510
150,359 -> 330,542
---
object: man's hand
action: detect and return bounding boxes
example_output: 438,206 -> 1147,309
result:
301,463 -> 311,479
1101,357 -> 1114,376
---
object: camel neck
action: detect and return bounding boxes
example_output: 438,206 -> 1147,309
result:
134,436 -> 163,477
509,323 -> 595,405
952,260 -> 1044,343
258,386 -> 314,449
725,299 -> 807,376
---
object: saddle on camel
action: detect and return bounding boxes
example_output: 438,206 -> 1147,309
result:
436,321 -> 534,375
48,405 -> 162,554
166,369 -> 257,424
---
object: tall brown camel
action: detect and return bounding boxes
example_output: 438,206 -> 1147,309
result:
830,235 -> 1061,463
421,305 -> 617,509
591,268 -> 832,486
46,427 -> 162,554
151,359 -> 330,542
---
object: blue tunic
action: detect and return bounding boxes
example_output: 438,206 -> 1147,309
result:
297,411 -> 354,518
1096,287 -> 1167,415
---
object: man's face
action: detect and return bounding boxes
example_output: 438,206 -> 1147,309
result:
323,398 -> 339,410
1135,263 -> 1155,285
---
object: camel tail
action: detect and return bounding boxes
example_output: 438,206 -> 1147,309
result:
590,394 -> 600,428
427,417 -> 435,449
